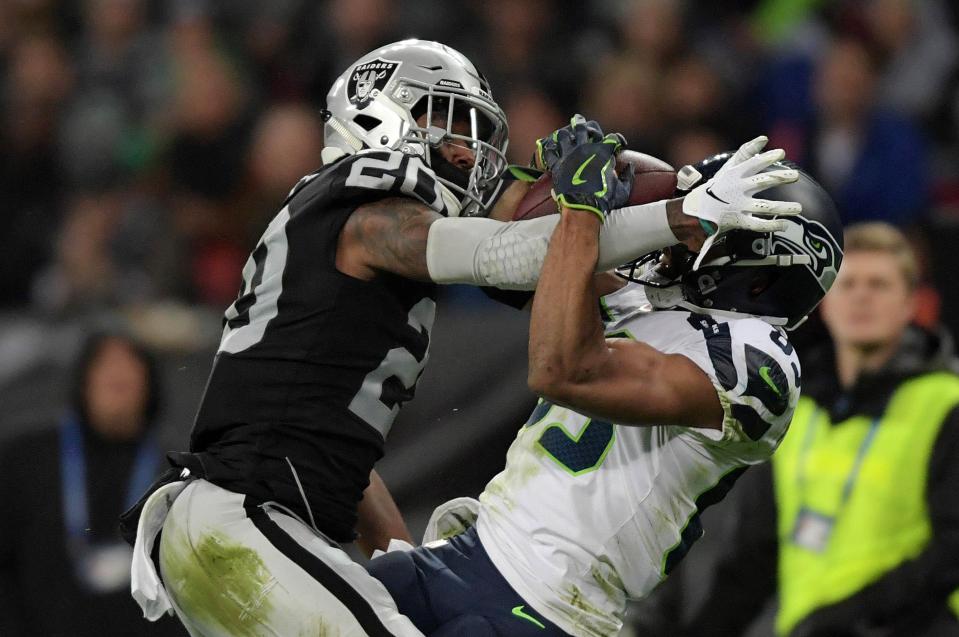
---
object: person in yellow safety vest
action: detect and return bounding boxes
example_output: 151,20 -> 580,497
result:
673,221 -> 959,637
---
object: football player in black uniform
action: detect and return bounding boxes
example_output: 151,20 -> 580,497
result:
122,40 -> 802,636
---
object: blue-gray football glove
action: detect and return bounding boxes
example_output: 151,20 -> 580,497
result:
534,114 -> 605,172
551,133 -> 633,221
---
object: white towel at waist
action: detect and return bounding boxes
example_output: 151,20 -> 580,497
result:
130,478 -> 191,621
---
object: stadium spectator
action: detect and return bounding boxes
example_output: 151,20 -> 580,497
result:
665,127 -> 727,170
0,332 -> 181,636
662,55 -> 725,128
764,37 -> 930,227
166,23 -> 254,306
675,222 -> 959,637
467,0 -> 580,112
33,189 -> 178,311
243,103 -> 324,233
501,87 -> 565,165
0,3 -> 958,633
619,0 -> 685,66
812,38 -> 930,227
0,34 -> 72,307
59,0 -> 169,190
582,55 -> 663,155
865,0 -> 958,126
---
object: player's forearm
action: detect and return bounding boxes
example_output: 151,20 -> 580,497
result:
528,209 -> 607,396
355,470 -> 412,558
597,198 -> 702,269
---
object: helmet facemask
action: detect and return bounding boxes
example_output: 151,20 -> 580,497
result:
618,227 -> 817,328
617,149 -> 843,329
401,83 -> 509,216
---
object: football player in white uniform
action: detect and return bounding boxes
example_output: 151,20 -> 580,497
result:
369,132 -> 843,636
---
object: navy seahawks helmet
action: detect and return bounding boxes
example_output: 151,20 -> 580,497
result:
619,152 -> 844,330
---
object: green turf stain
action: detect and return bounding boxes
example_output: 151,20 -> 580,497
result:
161,526 -> 277,637
435,511 -> 477,540
564,583 -> 607,617
590,563 -> 625,602
482,478 -> 515,512
298,616 -> 332,636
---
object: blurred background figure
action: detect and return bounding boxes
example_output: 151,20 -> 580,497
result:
0,34 -> 73,308
243,103 -> 324,231
0,332 -> 183,636
640,223 -> 959,637
501,88 -> 566,165
810,37 -> 928,227
865,0 -> 958,127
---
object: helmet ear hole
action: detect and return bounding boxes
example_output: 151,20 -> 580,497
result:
353,114 -> 382,132
410,96 -> 429,122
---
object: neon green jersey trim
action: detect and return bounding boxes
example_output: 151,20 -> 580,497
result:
536,420 -> 616,477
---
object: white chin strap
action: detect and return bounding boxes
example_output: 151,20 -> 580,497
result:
643,283 -> 685,311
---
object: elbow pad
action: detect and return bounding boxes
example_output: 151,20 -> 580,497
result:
425,200 -> 678,290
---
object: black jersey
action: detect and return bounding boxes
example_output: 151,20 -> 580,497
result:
184,150 -> 456,541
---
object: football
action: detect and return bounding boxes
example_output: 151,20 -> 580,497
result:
512,150 -> 677,221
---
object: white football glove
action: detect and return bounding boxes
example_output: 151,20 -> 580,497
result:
681,136 -> 802,270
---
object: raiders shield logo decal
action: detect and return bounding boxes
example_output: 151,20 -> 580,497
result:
348,58 -> 399,109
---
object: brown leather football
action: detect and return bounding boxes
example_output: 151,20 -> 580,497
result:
512,150 -> 677,221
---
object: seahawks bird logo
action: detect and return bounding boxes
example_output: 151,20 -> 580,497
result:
348,58 -> 399,109
771,217 -> 843,291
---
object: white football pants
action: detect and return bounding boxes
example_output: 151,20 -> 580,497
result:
158,479 -> 424,637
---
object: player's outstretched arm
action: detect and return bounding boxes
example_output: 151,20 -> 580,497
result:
527,207 -> 724,429
467,134 -> 802,288
338,192 -> 695,288
338,139 -> 787,289
528,133 -> 724,428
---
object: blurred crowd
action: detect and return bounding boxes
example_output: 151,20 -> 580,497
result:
2,0 -> 958,321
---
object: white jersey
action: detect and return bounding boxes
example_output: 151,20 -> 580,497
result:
476,282 -> 801,637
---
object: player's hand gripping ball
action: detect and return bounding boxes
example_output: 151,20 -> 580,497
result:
513,150 -> 677,221
533,115 -> 605,172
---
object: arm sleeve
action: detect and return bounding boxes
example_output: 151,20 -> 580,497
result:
682,461 -> 779,636
425,201 -> 676,290
790,405 -> 959,634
